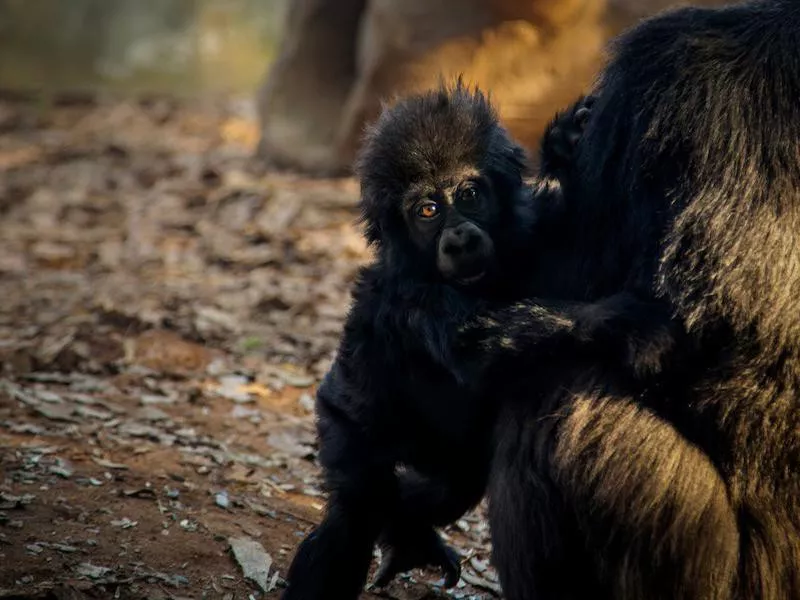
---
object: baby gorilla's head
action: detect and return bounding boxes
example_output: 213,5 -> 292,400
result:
356,81 -> 530,287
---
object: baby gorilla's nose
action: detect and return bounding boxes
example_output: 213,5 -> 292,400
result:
437,222 -> 494,285
441,223 -> 483,256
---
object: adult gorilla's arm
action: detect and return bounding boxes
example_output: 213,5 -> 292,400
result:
373,292 -> 680,589
455,292 -> 680,385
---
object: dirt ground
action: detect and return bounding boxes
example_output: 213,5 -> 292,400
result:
0,94 -> 500,599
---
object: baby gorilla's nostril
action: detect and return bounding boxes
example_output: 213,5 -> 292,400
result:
463,231 -> 481,253
443,242 -> 461,256
442,228 -> 465,256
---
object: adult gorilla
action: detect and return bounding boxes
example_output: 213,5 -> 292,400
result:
466,1 -> 800,599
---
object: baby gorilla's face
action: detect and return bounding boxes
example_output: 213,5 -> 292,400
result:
404,170 -> 500,286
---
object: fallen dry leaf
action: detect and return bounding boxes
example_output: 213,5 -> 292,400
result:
229,536 -> 273,593
125,330 -> 219,374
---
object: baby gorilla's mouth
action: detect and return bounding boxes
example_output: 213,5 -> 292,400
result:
455,271 -> 486,285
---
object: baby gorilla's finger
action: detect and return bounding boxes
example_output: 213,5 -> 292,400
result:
372,549 -> 400,588
574,106 -> 592,128
371,531 -> 461,589
437,543 -> 462,588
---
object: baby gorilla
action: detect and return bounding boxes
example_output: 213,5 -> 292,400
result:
280,83 -> 592,599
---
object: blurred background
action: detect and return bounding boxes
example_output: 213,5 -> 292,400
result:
0,0 -> 731,173
0,0 -> 286,95
0,2 -> 733,599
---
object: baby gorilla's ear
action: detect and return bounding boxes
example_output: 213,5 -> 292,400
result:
356,183 -> 385,247
540,95 -> 595,178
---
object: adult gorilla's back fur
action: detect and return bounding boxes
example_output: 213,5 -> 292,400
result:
590,1 -> 800,339
586,1 -> 799,596
486,2 -> 799,598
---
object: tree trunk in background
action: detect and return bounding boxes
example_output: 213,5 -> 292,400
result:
256,0 -> 735,176
255,0 -> 367,174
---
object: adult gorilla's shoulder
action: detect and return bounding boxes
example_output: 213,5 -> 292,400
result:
583,0 -> 800,334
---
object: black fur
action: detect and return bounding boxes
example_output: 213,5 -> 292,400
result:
279,82 -> 667,599
463,2 -> 800,598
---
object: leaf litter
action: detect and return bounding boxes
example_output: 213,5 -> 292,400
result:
0,93 -> 497,599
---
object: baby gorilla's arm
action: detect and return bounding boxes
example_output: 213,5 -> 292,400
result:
516,96 -> 595,243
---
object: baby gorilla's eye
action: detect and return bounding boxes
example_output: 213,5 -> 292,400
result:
416,201 -> 440,219
458,186 -> 479,206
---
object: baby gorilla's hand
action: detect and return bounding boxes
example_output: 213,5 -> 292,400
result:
540,95 -> 595,177
372,525 -> 461,589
